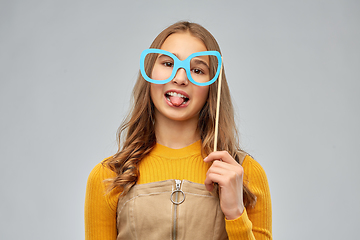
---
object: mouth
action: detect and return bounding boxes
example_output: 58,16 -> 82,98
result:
165,91 -> 190,107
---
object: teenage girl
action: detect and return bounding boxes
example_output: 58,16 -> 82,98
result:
85,21 -> 272,240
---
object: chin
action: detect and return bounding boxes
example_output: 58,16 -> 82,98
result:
165,111 -> 199,122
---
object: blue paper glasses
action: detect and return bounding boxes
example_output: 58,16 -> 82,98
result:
140,49 -> 222,86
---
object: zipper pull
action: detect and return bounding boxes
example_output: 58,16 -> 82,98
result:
175,179 -> 181,191
170,180 -> 185,205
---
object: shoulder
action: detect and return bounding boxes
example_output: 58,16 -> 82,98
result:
87,157 -> 117,188
242,155 -> 270,192
85,157 -> 119,213
242,155 -> 267,175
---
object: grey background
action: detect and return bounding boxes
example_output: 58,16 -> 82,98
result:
1,0 -> 359,239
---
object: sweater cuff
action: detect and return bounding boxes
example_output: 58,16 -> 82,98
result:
225,208 -> 253,240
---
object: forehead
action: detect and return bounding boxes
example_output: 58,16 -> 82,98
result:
160,32 -> 207,61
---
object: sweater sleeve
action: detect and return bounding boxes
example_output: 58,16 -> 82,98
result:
84,161 -> 120,240
225,155 -> 272,240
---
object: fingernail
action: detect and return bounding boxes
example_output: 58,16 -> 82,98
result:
204,157 -> 208,161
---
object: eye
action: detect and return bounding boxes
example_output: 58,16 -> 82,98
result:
163,61 -> 174,67
192,68 -> 204,75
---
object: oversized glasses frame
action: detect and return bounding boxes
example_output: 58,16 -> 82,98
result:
140,49 -> 222,86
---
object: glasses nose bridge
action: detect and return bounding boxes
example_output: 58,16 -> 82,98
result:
172,62 -> 189,85
174,59 -> 190,77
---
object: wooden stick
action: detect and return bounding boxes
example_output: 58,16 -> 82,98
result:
213,59 -> 223,152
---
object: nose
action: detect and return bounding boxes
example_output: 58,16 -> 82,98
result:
172,68 -> 188,86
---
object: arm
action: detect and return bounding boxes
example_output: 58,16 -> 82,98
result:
225,155 -> 272,239
204,154 -> 272,240
85,162 -> 120,240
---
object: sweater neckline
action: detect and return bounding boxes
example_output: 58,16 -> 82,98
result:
150,140 -> 202,158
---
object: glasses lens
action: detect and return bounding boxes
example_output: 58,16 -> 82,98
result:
143,52 -> 175,82
141,50 -> 220,85
190,55 -> 219,84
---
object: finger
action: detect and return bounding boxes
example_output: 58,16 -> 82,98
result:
204,174 -> 218,192
207,160 -> 244,184
209,160 -> 242,173
204,172 -> 226,192
206,164 -> 244,187
206,158 -> 244,178
205,172 -> 228,188
207,161 -> 233,175
205,161 -> 228,192
204,180 -> 214,192
204,151 -> 238,166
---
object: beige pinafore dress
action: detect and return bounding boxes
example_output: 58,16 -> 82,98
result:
116,179 -> 228,240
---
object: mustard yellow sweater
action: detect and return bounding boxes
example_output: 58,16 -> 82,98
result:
85,141 -> 272,239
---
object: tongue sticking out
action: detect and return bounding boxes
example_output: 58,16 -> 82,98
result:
169,96 -> 185,107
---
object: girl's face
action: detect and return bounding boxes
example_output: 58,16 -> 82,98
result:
150,32 -> 210,123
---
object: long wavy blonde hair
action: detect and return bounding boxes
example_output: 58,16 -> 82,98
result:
104,21 -> 256,207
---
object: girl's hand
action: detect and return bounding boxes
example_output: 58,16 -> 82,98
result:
204,151 -> 244,220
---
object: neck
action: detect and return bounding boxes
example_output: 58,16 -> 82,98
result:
154,114 -> 200,149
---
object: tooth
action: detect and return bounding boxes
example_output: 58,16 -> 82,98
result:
167,92 -> 188,98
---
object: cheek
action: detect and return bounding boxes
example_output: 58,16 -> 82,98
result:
150,84 -> 162,101
150,67 -> 158,79
151,65 -> 170,81
195,86 -> 210,104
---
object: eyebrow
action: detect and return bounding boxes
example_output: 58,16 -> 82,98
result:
158,54 -> 173,59
161,53 -> 180,60
192,59 -> 209,69
158,53 -> 210,68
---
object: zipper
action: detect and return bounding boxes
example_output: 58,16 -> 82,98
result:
171,179 -> 185,240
